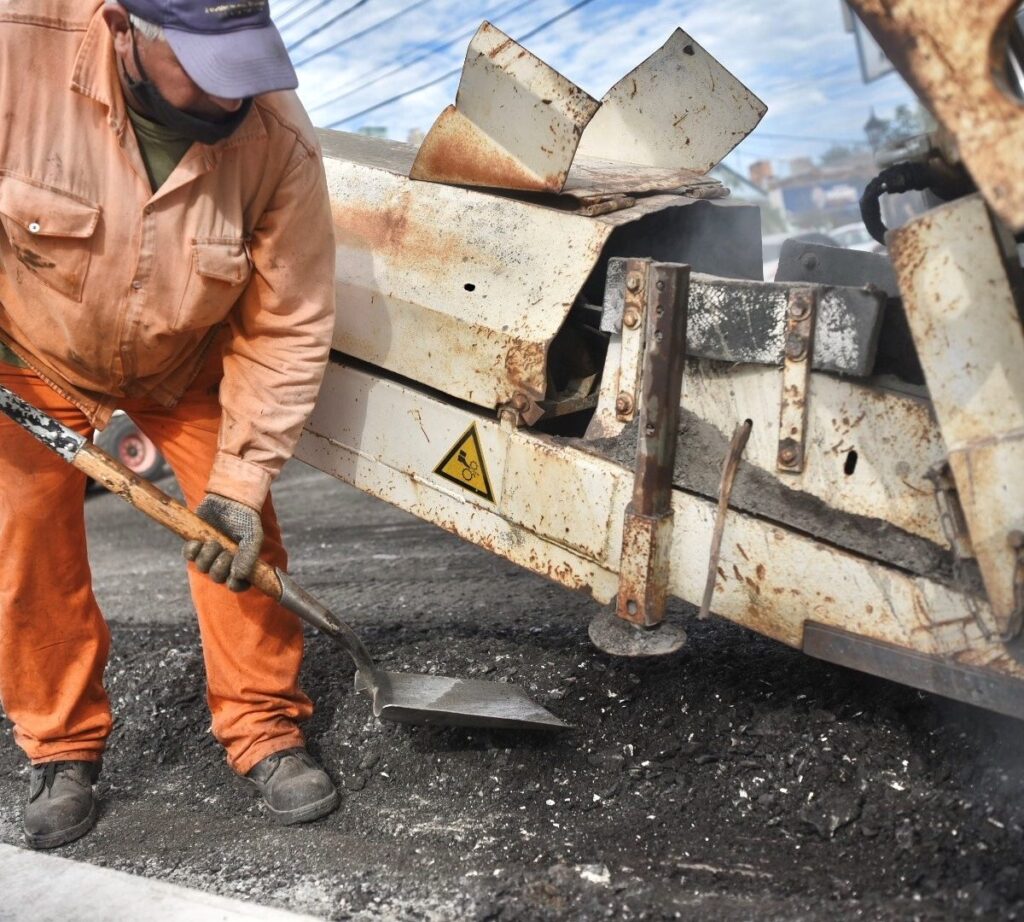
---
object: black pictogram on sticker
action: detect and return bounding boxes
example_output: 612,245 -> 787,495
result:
434,424 -> 494,502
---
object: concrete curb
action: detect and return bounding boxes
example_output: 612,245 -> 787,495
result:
0,844 -> 323,922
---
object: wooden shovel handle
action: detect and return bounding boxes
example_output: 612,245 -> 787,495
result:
74,442 -> 284,601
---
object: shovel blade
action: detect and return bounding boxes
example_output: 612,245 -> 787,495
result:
363,671 -> 569,731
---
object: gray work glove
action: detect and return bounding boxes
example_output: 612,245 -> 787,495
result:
183,493 -> 264,593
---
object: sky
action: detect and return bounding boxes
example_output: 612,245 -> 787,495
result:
271,0 -> 918,176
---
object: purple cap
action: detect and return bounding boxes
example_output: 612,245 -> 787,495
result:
119,0 -> 298,98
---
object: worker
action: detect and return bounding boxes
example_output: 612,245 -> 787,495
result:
0,0 -> 338,848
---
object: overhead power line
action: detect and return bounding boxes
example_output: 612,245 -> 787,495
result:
326,0 -> 602,128
309,0 -> 543,115
511,0 -> 602,45
273,0 -> 327,30
293,0 -> 434,66
285,0 -> 372,53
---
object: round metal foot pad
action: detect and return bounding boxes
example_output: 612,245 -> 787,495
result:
588,610 -> 687,657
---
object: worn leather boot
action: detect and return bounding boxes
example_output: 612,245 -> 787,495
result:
246,747 -> 339,825
23,760 -> 100,849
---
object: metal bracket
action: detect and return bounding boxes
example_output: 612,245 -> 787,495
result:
498,392 -> 543,429
927,463 -> 975,560
615,261 -> 690,628
777,287 -> 817,473
615,259 -> 649,423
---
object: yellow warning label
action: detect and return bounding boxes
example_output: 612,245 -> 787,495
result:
434,424 -> 494,503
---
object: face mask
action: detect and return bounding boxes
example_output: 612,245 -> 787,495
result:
122,26 -> 253,145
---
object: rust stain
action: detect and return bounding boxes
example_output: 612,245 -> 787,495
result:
410,108 -> 565,193
332,195 -> 464,270
503,340 -> 546,398
486,37 -> 514,60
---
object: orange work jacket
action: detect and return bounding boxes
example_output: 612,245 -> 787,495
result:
0,1 -> 336,509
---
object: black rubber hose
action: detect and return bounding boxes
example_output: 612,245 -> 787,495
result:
859,161 -> 936,245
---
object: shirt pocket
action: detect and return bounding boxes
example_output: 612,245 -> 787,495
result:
173,237 -> 253,332
0,174 -> 100,302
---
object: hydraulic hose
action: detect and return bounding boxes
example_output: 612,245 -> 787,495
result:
860,160 -> 974,245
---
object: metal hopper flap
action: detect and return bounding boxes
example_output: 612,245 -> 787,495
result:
409,22 -> 600,193
410,23 -> 765,202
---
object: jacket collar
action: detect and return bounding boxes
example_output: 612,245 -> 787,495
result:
70,6 -> 267,156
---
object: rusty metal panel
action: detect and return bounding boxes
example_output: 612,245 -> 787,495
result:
410,22 -> 600,193
323,139 -> 613,416
686,275 -> 883,377
501,434 -> 630,565
849,0 -> 1024,234
576,28 -> 766,175
409,23 -> 742,200
889,194 -> 1024,637
803,623 -> 1024,722
682,363 -> 948,548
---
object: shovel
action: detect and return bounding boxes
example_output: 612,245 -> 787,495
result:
0,384 -> 567,732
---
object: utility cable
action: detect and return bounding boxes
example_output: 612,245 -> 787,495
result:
273,0 -> 326,30
309,0 -> 542,115
285,0 -> 372,53
509,0 -> 601,45
292,0 -> 433,64
326,0 -> 602,128
277,0 -> 350,33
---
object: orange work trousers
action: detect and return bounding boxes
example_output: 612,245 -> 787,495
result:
0,350 -> 312,775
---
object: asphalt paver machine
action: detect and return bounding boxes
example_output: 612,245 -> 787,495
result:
296,4 -> 1024,721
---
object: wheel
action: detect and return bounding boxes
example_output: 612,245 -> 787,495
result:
95,414 -> 165,481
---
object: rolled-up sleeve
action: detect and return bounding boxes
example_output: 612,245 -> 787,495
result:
207,140 -> 336,509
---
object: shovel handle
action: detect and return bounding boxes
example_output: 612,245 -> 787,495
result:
74,442 -> 379,679
0,383 -> 379,682
75,443 -> 284,600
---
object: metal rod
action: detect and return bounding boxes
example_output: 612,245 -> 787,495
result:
699,419 -> 753,620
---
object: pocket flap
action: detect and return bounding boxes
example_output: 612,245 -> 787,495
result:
0,173 -> 100,238
193,239 -> 251,284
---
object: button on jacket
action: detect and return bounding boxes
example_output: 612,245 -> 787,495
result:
0,0 -> 336,509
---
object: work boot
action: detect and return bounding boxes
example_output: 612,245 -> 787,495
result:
23,760 -> 100,849
246,747 -> 339,825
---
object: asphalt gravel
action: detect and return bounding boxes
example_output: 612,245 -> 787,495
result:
0,462 -> 1021,921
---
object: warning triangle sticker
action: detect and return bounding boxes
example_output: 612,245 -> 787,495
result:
434,424 -> 495,503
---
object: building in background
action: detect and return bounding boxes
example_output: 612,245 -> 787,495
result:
765,153 -> 877,231
710,163 -> 789,235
